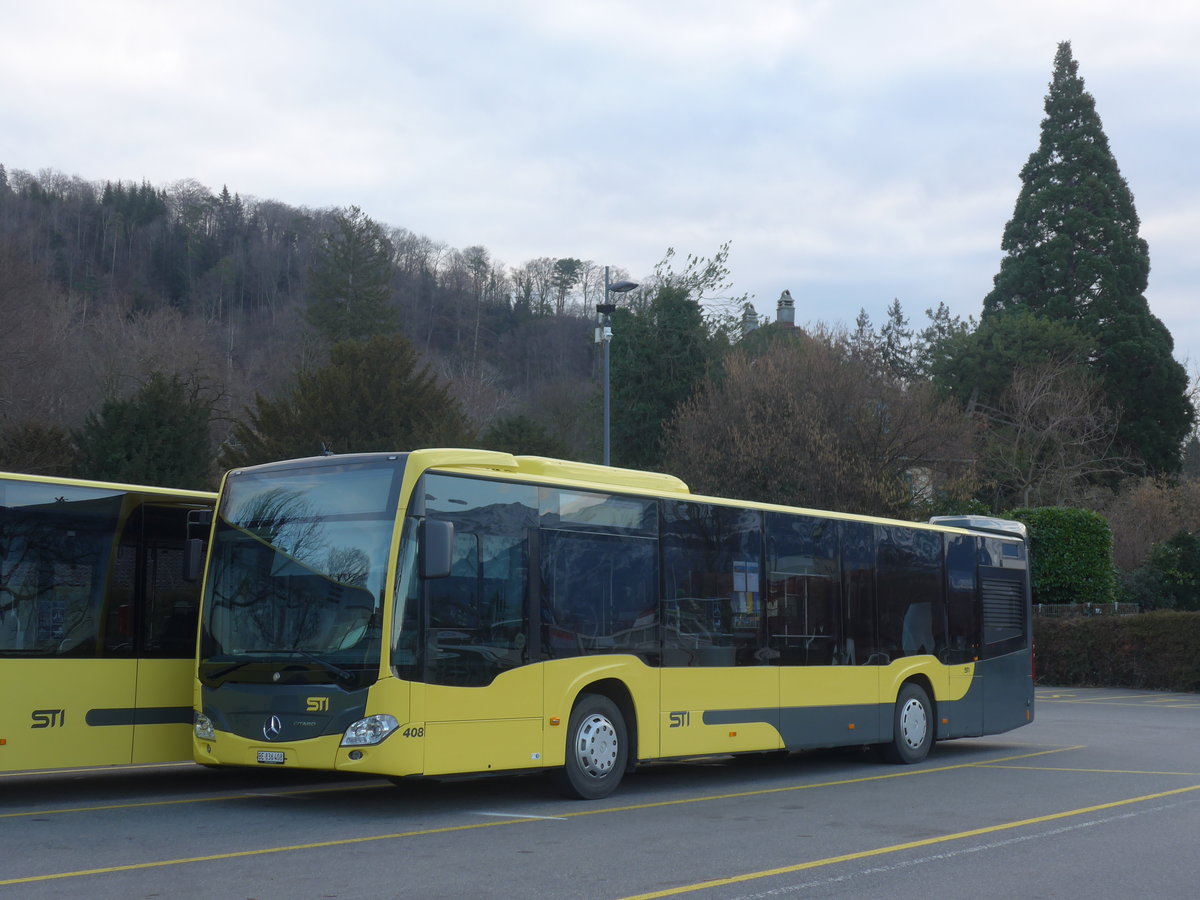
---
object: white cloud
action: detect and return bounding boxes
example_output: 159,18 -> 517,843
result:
1,0 -> 1197,361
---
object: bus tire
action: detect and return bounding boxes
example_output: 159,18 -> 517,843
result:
557,694 -> 628,800
882,682 -> 933,764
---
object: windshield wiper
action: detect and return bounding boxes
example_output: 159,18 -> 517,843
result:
202,659 -> 254,682
227,648 -> 356,684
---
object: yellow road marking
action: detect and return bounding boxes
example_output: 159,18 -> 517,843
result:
0,817 -> 532,886
0,782 -> 380,819
1037,692 -> 1197,706
0,761 -> 194,779
618,784 -> 1200,899
982,765 -> 1200,777
0,746 -> 1080,885
560,746 -> 1085,818
0,746 -> 1078,822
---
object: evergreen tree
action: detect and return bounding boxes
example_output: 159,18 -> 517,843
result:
221,333 -> 473,468
305,206 -> 396,342
550,258 -> 583,315
983,41 -> 1193,472
928,310 -> 1090,410
479,414 -> 568,458
608,283 -> 723,470
879,299 -> 916,381
73,373 -> 217,489
0,421 -> 77,476
913,302 -> 973,379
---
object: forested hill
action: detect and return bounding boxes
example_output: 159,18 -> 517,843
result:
0,165 -> 619,479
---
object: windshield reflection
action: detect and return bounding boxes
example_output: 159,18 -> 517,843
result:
199,458 -> 403,687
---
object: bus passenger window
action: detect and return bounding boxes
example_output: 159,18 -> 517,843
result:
876,526 -> 945,660
841,522 -> 877,665
766,512 -> 840,666
945,535 -> 979,662
662,501 -> 763,667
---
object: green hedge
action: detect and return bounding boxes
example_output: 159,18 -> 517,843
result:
1010,506 -> 1117,606
1034,611 -> 1200,692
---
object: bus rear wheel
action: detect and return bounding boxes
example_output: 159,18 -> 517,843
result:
882,683 -> 933,764
557,694 -> 628,800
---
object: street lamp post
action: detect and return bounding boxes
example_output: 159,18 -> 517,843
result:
598,265 -> 639,466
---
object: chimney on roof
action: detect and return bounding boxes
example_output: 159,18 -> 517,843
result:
777,289 -> 795,327
740,303 -> 759,337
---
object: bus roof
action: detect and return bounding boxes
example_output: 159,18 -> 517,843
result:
0,470 -> 216,502
224,450 -> 1026,540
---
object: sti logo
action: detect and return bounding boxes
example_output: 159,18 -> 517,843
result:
306,697 -> 330,712
31,709 -> 66,728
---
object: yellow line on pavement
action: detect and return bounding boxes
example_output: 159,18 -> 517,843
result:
982,764 -> 1200,777
0,746 -> 1079,885
0,782 -> 380,819
559,746 -> 1085,819
0,761 -> 194,779
618,784 -> 1200,899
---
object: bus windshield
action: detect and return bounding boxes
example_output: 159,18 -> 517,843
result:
198,457 -> 403,688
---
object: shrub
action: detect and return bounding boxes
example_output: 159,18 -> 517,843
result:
1035,612 -> 1200,692
1010,506 -> 1117,605
1123,531 -> 1200,611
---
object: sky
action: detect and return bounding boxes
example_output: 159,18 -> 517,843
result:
2,0 -> 1198,368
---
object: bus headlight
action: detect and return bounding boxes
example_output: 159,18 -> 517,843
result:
341,714 -> 399,747
194,712 -> 215,741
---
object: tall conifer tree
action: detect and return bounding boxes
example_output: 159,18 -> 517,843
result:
983,41 -> 1192,473
305,206 -> 396,343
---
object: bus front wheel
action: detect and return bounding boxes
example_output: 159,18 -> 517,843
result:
557,694 -> 628,800
882,683 -> 933,764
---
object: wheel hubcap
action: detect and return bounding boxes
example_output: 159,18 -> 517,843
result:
899,698 -> 928,749
574,713 -> 619,778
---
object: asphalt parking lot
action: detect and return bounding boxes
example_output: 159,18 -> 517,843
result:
2,686 -> 1198,899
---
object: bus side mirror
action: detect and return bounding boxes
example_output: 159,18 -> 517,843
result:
184,538 -> 205,582
184,508 -> 213,582
420,519 -> 454,579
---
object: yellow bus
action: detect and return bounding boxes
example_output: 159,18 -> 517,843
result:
1,472 -> 215,773
193,449 -> 1033,799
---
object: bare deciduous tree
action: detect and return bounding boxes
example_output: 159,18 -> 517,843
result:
1097,477 -> 1200,571
975,359 -> 1128,508
665,327 -> 977,518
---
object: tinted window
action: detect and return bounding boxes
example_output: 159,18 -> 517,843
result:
841,522 -> 878,665
0,484 -> 123,658
539,488 -> 658,661
876,525 -> 945,660
766,513 -> 840,665
422,475 -> 537,687
663,502 -> 763,667
540,531 -> 658,660
109,504 -> 196,658
945,534 -> 979,662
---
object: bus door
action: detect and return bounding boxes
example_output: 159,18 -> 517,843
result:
127,504 -> 197,764
660,503 -> 780,756
415,518 -> 542,777
772,567 -> 880,751
660,573 -> 781,757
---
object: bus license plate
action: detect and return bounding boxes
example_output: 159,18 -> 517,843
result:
257,750 -> 285,764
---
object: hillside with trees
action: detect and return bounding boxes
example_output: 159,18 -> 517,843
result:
0,42 -> 1196,609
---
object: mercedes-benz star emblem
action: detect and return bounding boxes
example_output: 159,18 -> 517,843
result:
263,715 -> 283,741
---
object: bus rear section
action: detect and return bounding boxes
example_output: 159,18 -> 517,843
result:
1,473 -> 214,773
